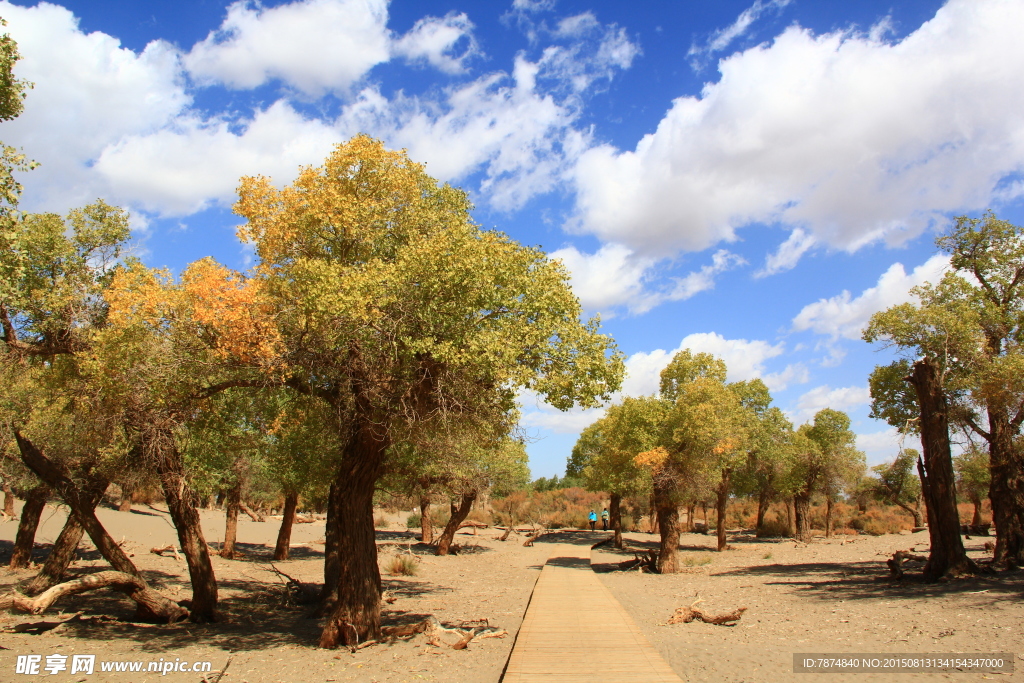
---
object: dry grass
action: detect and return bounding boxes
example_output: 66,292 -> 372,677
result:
387,554 -> 418,577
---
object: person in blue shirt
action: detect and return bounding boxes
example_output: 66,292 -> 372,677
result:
588,510 -> 597,531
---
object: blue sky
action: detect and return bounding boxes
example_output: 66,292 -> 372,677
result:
3,0 -> 1023,477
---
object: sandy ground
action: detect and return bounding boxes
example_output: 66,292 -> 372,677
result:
1,503 -> 1022,683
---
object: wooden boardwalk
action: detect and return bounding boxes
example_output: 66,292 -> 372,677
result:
501,542 -> 683,682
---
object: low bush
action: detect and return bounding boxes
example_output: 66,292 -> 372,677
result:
756,516 -> 791,538
406,513 -> 421,529
387,555 -> 417,577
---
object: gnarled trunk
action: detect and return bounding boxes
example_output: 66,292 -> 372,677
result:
436,491 -> 476,556
24,482 -> 107,596
610,492 -> 623,549
274,491 -> 299,561
793,492 -> 811,542
9,486 -> 48,569
908,357 -> 975,579
320,479 -> 342,608
988,411 -> 1024,567
154,441 -> 219,622
756,489 -> 769,531
319,421 -> 388,649
419,495 -> 433,544
654,479 -> 679,574
14,432 -> 184,622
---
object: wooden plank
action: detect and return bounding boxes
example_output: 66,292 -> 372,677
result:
502,543 -> 683,683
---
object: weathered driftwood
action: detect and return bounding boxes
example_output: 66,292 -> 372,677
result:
150,544 -> 182,561
0,571 -> 188,622
523,528 -> 544,547
668,598 -> 746,625
240,502 -> 264,523
886,549 -> 929,577
380,615 -> 506,650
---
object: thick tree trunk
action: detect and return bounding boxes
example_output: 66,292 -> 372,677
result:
897,502 -> 923,529
987,409 -> 1024,567
13,433 -> 184,622
907,357 -> 975,579
786,499 -> 795,536
320,479 -> 342,608
715,470 -> 731,551
793,492 -> 811,542
319,421 -> 388,649
419,496 -> 433,544
687,504 -> 696,532
273,491 -> 299,561
3,483 -> 15,517
220,481 -> 241,559
9,486 -> 48,569
1,570 -> 187,621
653,479 -> 679,574
154,441 -> 219,622
971,496 -> 982,527
436,491 -> 476,556
118,483 -> 134,512
610,492 -> 623,549
24,483 -> 107,596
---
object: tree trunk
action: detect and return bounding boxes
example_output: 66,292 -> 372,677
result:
419,495 -> 433,544
24,482 -> 107,596
793,492 -> 811,542
653,479 -> 679,574
610,493 -> 623,549
319,420 -> 388,649
716,470 -> 731,551
436,491 -> 476,556
987,407 -> 1024,567
9,486 -> 48,569
273,491 -> 299,561
154,441 -> 219,622
648,492 -> 658,534
1,570 -> 187,621
220,481 -> 241,559
907,357 -> 975,579
897,502 -> 923,529
13,432 -> 184,622
118,483 -> 134,512
970,495 -> 982,527
687,504 -> 696,532
756,489 -> 769,531
825,496 -> 834,538
320,479 -> 342,608
3,483 -> 15,517
786,498 -> 794,536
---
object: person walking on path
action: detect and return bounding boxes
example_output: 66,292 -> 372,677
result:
601,508 -> 610,531
588,510 -> 597,531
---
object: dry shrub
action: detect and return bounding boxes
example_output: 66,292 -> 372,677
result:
387,555 -> 417,577
406,513 -> 422,529
756,516 -> 791,538
492,487 -> 606,529
727,498 -> 757,529
847,505 -> 914,535
374,514 -> 390,529
682,554 -> 713,567
466,508 -> 492,525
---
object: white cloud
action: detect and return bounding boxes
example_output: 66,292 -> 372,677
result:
0,1 -> 189,213
856,427 -> 905,466
791,384 -> 870,424
550,246 -> 744,315
690,0 -> 792,59
570,0 -> 1024,259
762,362 -> 809,392
392,12 -> 479,75
756,227 -> 816,277
512,0 -> 555,14
183,0 -> 391,95
792,253 -> 949,340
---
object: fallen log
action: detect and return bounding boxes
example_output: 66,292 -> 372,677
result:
523,528 -> 544,547
668,598 -> 746,626
0,571 -> 188,622
886,549 -> 928,578
150,545 -> 182,561
240,503 -> 264,523
381,615 -> 506,650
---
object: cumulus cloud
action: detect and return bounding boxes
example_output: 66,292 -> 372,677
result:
183,0 -> 391,95
570,0 -> 1024,259
792,253 -> 949,340
392,12 -> 479,75
856,427 -> 904,466
0,1 -> 189,213
756,227 -> 816,277
791,384 -> 871,424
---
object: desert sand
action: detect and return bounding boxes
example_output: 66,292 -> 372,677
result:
2,501 -> 1022,682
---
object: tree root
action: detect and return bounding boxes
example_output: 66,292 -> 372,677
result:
668,598 -> 746,626
0,570 -> 189,622
615,549 -> 659,572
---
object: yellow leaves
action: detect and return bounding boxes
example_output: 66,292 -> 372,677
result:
106,262 -> 179,329
635,446 -> 669,471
